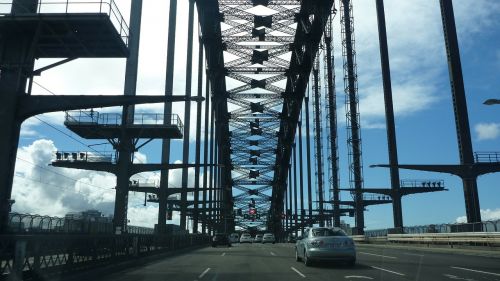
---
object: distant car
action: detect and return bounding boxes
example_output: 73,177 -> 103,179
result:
286,234 -> 296,243
262,233 -> 275,244
254,234 -> 263,243
229,233 -> 239,243
295,227 -> 356,266
212,233 -> 231,247
240,233 -> 253,243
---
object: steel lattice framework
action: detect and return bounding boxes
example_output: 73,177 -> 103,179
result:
198,0 -> 334,232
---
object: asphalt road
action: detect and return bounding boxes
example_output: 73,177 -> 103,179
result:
96,243 -> 500,281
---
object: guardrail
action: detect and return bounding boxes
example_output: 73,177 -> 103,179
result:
474,151 -> 500,163
0,233 -> 210,280
7,213 -> 154,234
352,232 -> 500,247
65,110 -> 184,131
0,0 -> 129,45
53,151 -> 116,163
387,232 -> 500,246
365,220 -> 500,237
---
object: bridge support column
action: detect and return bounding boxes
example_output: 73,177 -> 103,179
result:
113,0 -> 143,234
159,0 -> 178,233
180,0 -> 195,231
0,0 -> 37,234
304,97 -> 313,227
375,0 -> 403,229
439,0 -> 481,223
298,116 -> 305,234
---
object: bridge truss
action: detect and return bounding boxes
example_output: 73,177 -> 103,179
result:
197,0 -> 334,232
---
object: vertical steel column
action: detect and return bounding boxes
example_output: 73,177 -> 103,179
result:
159,0 -> 178,233
439,0 -> 481,223
114,0 -> 143,233
284,179 -> 288,232
288,164 -> 293,232
213,126 -> 219,230
201,77 -> 210,234
180,0 -> 195,231
324,15 -> 340,227
304,96 -> 313,226
298,115 -> 305,233
0,0 -> 38,234
208,106 -> 215,234
341,0 -> 365,234
293,143 -> 298,236
193,23 -> 204,234
313,67 -> 325,227
375,0 -> 403,229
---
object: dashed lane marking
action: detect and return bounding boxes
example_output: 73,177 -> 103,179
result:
221,252 -> 226,256
451,266 -> 500,277
371,266 -> 405,276
270,252 -> 276,256
359,252 -> 397,259
403,253 -> 424,257
291,267 -> 306,278
199,268 -> 211,279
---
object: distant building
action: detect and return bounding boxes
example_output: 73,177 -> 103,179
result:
65,209 -> 112,223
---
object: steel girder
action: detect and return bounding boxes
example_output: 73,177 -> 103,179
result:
197,0 -> 234,232
200,0 -> 333,232
271,0 -> 334,233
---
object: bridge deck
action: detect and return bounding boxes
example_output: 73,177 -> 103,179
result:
92,244 -> 500,281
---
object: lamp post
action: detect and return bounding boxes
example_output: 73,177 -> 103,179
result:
483,99 -> 500,105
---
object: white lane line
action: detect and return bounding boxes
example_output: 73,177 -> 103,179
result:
291,267 -> 306,278
403,253 -> 424,257
221,252 -> 226,256
371,266 -> 405,276
199,268 -> 211,279
451,266 -> 500,277
359,252 -> 397,259
345,276 -> 374,280
270,251 -> 276,256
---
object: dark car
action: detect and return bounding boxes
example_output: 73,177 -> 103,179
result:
212,233 -> 231,247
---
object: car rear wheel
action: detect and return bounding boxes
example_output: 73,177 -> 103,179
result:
303,251 -> 312,266
295,248 -> 301,262
347,259 -> 356,267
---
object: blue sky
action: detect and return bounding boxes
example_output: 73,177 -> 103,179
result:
12,0 -> 500,230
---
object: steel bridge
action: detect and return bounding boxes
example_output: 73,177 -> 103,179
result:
0,0 -> 499,279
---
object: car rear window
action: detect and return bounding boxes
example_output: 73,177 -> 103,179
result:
311,228 -> 346,237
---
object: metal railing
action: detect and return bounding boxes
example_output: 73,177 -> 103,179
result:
474,152 -> 500,163
53,151 -> 115,163
0,0 -> 129,45
365,220 -> 500,237
65,110 -> 184,132
7,213 -> 154,234
362,194 -> 391,201
0,233 -> 210,279
400,179 -> 445,189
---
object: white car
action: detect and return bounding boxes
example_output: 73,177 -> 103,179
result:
240,233 -> 253,243
254,234 -> 263,243
229,233 -> 239,243
262,233 -> 275,244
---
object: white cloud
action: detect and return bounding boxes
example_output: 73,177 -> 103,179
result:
12,139 -> 202,229
456,208 -> 500,223
333,0 -> 499,129
475,123 -> 500,141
